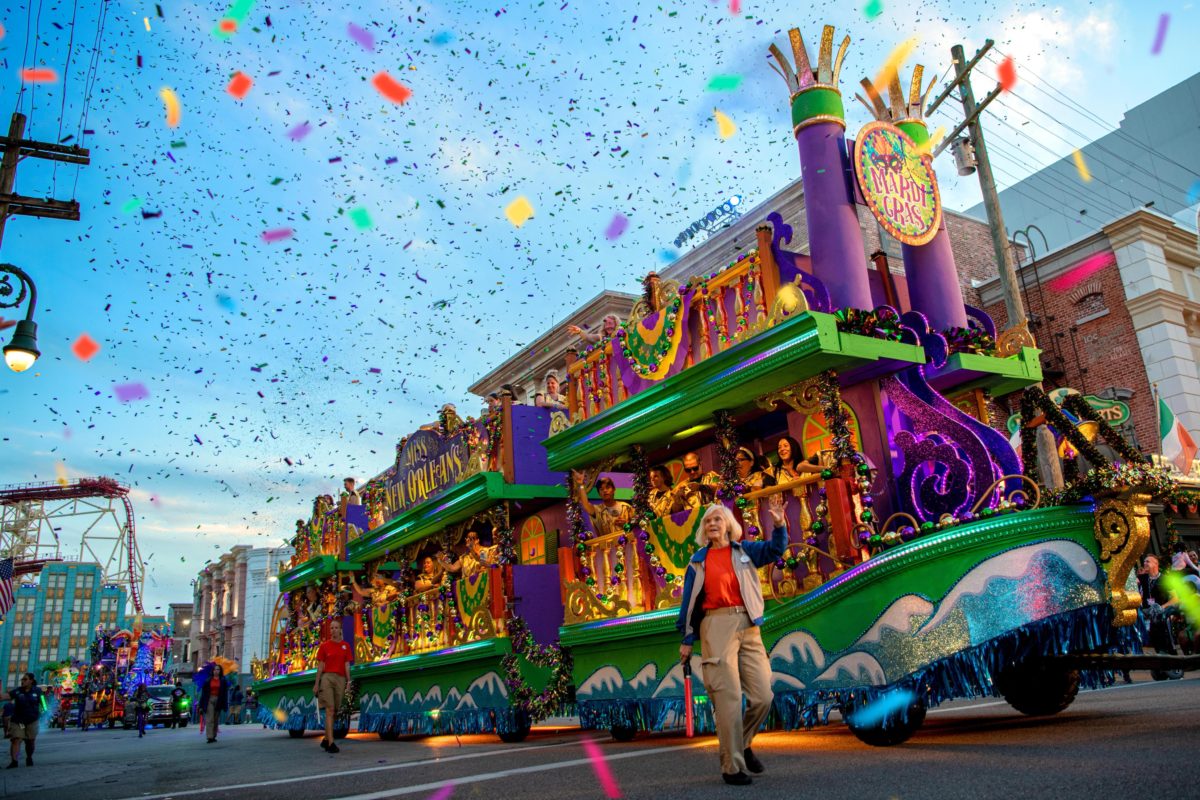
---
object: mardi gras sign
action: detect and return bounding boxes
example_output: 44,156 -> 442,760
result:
854,121 -> 941,246
379,428 -> 475,519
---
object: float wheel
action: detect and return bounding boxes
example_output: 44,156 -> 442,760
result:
610,723 -> 638,742
846,694 -> 926,747
378,730 -> 401,741
287,728 -> 306,738
996,661 -> 1080,716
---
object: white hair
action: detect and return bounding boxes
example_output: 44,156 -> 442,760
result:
695,503 -> 742,547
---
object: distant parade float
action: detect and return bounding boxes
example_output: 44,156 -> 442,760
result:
253,23 -> 1190,746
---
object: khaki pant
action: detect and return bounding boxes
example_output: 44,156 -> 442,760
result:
699,610 -> 773,776
318,673 -> 347,713
204,704 -> 220,739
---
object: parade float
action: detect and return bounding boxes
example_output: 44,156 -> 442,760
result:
253,403 -> 583,741
253,23 -> 1194,747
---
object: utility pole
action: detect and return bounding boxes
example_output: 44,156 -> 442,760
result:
0,112 -> 91,250
926,42 -> 1027,331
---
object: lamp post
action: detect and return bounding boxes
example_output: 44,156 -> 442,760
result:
1,263 -> 39,372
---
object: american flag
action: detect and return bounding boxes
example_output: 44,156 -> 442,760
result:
0,558 -> 14,620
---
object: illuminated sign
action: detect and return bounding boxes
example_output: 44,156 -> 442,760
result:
379,428 -> 476,520
854,121 -> 941,246
1005,389 -> 1131,434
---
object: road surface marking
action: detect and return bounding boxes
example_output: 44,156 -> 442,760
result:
327,742 -> 715,800
115,739 -> 592,800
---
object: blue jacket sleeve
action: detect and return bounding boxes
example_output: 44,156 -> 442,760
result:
676,564 -> 696,642
741,526 -> 788,568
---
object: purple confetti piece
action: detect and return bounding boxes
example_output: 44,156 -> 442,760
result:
261,227 -> 294,243
426,784 -> 455,800
1151,13 -> 1169,54
113,382 -> 149,403
605,213 -> 629,241
287,121 -> 312,141
369,367 -> 382,374
347,22 -> 375,52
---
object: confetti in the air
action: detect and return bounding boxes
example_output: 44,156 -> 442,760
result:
372,72 -> 413,105
1151,13 -> 1170,55
425,785 -> 455,800
20,67 -> 57,83
347,23 -> 375,52
227,71 -> 253,100
72,334 -> 101,361
605,213 -> 628,241
872,37 -> 918,94
580,737 -> 622,799
287,121 -> 312,141
160,88 -> 182,128
55,462 -> 69,487
214,0 -> 256,37
997,56 -> 1017,91
1072,149 -> 1092,183
706,75 -> 742,92
504,196 -> 535,227
120,198 -> 143,214
349,207 -> 374,230
1187,180 -> 1200,207
113,382 -> 150,403
261,227 -> 294,243
713,109 -> 737,140
847,689 -> 917,728
863,0 -> 883,20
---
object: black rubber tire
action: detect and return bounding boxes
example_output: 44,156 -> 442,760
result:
378,730 -> 401,741
287,728 -> 306,738
178,721 -> 187,728
497,725 -> 530,743
333,726 -> 350,740
1150,669 -> 1184,681
846,694 -> 926,747
995,661 -> 1080,716
610,724 -> 638,742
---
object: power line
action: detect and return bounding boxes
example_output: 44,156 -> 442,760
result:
53,0 -> 83,198
988,48 -> 1200,181
976,59 -> 1197,198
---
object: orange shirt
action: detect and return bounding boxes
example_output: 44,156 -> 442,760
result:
702,547 -> 743,609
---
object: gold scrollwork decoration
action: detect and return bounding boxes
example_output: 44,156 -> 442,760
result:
730,278 -> 809,347
1093,491 -> 1151,627
455,608 -> 498,644
995,321 -> 1037,357
563,581 -> 632,624
756,374 -> 824,416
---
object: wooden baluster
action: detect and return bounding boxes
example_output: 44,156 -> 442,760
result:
700,296 -> 713,359
756,225 -> 780,320
718,287 -> 731,350
607,349 -> 618,409
565,351 -> 580,424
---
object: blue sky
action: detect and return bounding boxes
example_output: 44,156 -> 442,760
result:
0,0 -> 1195,614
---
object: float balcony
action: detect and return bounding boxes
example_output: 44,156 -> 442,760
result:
926,346 -> 1043,398
545,310 -> 925,471
347,472 -> 569,564
278,555 -> 363,593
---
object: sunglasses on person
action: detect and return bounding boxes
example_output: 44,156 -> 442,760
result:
685,465 -> 701,473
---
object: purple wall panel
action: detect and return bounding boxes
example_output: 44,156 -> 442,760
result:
512,565 -> 564,644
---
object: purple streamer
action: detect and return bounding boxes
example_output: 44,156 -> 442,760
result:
347,22 -> 375,52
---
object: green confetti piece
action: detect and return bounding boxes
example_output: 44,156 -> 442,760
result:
1162,572 -> 1200,626
349,207 -> 373,230
121,198 -> 143,214
864,0 -> 883,19
706,75 -> 743,92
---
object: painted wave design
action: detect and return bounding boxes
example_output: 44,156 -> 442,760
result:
361,670 -> 509,714
767,541 -> 1103,689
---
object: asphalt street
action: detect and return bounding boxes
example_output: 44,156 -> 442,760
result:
2,673 -> 1197,800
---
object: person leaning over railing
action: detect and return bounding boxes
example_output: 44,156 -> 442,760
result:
677,496 -> 788,787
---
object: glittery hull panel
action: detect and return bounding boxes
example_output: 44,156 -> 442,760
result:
568,504 -> 1134,732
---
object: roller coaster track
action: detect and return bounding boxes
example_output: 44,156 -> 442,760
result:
0,477 -> 144,613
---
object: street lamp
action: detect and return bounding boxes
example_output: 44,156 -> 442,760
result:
1,264 -> 39,372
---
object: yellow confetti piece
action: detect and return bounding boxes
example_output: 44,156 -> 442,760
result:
144,17 -> 151,31
914,125 -> 946,157
873,37 -> 919,97
504,195 -> 534,227
55,462 -> 69,486
272,707 -> 287,723
1072,149 -> 1092,182
160,87 -> 181,128
713,108 -> 737,140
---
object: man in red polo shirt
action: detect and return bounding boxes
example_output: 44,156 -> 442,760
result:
313,621 -> 352,753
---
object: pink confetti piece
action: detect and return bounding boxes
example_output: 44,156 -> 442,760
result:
113,382 -> 149,403
261,227 -> 294,243
1151,13 -> 1169,54
287,121 -> 312,141
347,22 -> 375,51
580,737 -> 622,799
425,785 -> 454,800
605,213 -> 628,241
1047,251 -> 1115,293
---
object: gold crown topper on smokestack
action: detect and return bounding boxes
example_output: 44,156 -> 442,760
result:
769,26 -> 851,133
856,66 -> 937,125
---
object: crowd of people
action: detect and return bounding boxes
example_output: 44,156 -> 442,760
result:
1141,542 -> 1200,656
